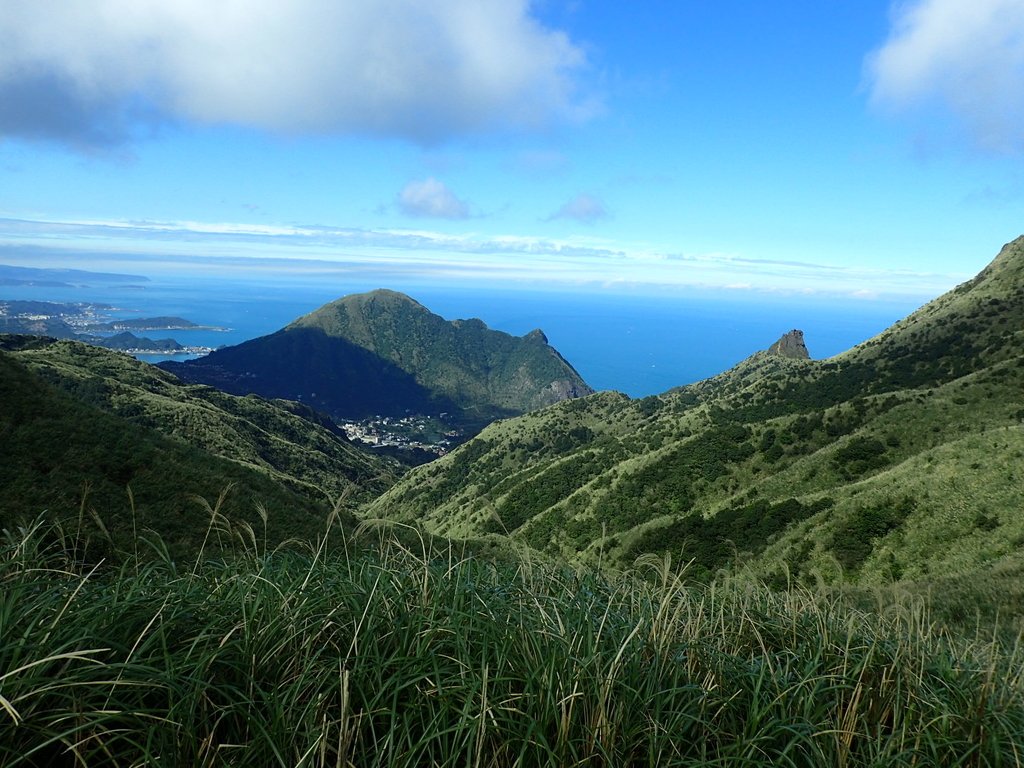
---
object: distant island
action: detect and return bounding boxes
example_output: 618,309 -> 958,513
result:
95,331 -> 215,355
0,299 -> 223,355
82,316 -> 228,332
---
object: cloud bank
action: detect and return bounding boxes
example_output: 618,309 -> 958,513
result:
868,0 -> 1024,152
0,0 -> 592,148
0,214 -> 963,300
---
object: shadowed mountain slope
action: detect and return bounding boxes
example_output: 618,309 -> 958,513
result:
0,344 -> 337,558
368,237 -> 1024,587
161,289 -> 592,425
4,336 -> 399,505
1,336 -> 404,559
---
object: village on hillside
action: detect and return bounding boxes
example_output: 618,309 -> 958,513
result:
338,414 -> 462,456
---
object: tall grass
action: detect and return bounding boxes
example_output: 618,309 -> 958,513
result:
1,517 -> 1022,767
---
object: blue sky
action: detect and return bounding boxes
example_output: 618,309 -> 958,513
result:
2,0 -> 1023,303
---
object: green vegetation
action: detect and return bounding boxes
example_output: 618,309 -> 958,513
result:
371,237 -> 1024,585
629,497 -> 833,580
3,336 -> 398,505
3,520 -> 1022,766
0,337 -> 403,558
0,346 -> 347,558
290,291 -> 591,417
829,496 -> 916,572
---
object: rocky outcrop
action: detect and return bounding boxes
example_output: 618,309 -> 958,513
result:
542,378 -> 590,402
766,330 -> 810,360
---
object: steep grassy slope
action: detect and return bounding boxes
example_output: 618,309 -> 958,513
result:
161,289 -> 592,424
0,345 -> 345,558
3,336 -> 398,504
369,237 -> 1024,586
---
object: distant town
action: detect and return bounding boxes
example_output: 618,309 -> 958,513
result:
338,414 -> 463,457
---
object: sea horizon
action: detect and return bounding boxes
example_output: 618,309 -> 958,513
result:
1,270 -> 922,398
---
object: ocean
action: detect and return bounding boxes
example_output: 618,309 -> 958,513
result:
2,273 -> 922,398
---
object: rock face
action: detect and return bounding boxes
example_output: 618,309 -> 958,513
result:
766,330 -> 810,359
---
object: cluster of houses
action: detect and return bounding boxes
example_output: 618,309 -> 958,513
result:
338,415 -> 459,456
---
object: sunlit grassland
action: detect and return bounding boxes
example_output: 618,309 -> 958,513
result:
2,516 -> 1022,767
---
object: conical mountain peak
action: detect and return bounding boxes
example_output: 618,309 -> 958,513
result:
163,290 -> 592,425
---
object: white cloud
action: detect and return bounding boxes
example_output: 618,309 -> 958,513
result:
397,178 -> 470,219
850,289 -> 880,300
548,193 -> 609,224
867,0 -> 1024,152
0,0 -> 592,147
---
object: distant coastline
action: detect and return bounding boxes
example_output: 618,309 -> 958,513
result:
0,299 -> 221,356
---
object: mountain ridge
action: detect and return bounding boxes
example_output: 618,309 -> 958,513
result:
367,237 -> 1024,589
161,289 -> 593,426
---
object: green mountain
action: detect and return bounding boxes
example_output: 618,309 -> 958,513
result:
1,336 -> 399,556
369,237 -> 1024,588
160,289 -> 592,425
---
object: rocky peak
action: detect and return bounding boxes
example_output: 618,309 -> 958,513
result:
766,330 -> 809,360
